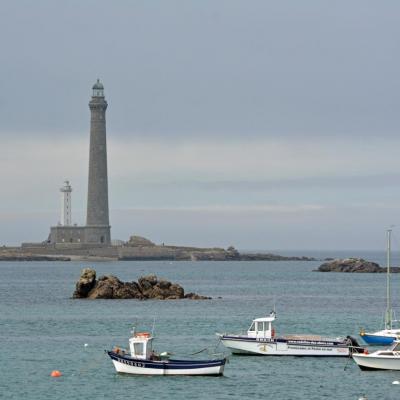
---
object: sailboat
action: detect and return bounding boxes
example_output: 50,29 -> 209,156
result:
360,228 -> 400,345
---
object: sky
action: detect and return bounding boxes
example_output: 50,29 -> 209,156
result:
1,0 -> 400,250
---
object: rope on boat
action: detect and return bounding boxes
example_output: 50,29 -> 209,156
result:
343,345 -> 365,371
189,347 -> 209,355
189,336 -> 228,360
343,353 -> 352,371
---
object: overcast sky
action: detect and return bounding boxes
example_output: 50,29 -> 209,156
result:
1,0 -> 400,250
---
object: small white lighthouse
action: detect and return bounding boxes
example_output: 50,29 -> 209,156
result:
60,180 -> 72,226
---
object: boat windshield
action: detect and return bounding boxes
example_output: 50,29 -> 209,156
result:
257,322 -> 266,331
134,342 -> 144,356
393,342 -> 400,352
249,322 -> 255,331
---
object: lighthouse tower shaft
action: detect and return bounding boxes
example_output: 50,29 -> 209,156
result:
85,80 -> 111,244
60,180 -> 72,226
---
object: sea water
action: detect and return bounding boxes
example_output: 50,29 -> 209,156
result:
1,252 -> 400,399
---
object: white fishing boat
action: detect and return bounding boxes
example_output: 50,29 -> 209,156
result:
218,311 -> 361,356
352,340 -> 400,370
107,328 -> 226,376
360,229 -> 400,345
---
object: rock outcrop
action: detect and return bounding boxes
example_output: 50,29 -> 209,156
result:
126,236 -> 156,247
73,268 -> 97,298
73,269 -> 211,299
317,258 -> 400,273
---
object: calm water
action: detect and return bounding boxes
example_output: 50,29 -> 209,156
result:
1,252 -> 400,399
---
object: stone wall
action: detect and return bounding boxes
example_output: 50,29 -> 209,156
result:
20,243 -> 118,257
84,225 -> 111,245
50,226 -> 85,244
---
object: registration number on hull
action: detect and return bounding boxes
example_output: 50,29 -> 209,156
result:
118,358 -> 145,368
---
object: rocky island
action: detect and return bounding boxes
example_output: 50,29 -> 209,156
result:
2,235 -> 316,261
0,248 -> 71,261
73,268 -> 211,300
316,258 -> 400,273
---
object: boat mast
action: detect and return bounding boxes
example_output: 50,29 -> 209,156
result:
385,228 -> 393,330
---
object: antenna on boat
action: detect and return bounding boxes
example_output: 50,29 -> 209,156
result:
151,316 -> 156,337
385,227 -> 394,330
130,317 -> 138,336
270,298 -> 276,318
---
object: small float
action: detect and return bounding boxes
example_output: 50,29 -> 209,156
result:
218,311 -> 362,356
352,340 -> 400,370
107,328 -> 226,376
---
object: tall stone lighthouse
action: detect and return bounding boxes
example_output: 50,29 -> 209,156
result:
49,80 -> 112,246
85,79 -> 111,244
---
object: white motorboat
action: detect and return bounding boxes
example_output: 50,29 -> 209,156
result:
107,328 -> 226,376
352,340 -> 400,370
218,311 -> 361,356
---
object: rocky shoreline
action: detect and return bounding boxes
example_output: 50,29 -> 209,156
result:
238,253 -> 315,261
1,236 -> 317,261
316,258 -> 400,273
0,251 -> 71,262
73,268 -> 211,300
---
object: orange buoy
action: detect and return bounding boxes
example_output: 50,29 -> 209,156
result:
50,370 -> 62,377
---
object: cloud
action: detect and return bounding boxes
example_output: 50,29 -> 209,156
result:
114,204 -> 325,213
1,133 -> 399,249
2,134 -> 400,210
1,1 -> 400,139
108,135 -> 400,183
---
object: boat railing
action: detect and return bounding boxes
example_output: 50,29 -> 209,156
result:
112,346 -> 128,355
283,334 -> 345,342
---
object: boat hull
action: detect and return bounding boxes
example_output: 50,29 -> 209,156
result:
107,351 -> 226,376
352,353 -> 400,370
220,336 -> 350,356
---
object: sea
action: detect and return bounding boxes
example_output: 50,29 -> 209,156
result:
1,250 -> 400,400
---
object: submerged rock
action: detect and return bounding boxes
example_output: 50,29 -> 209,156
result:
184,292 -> 212,300
73,269 -> 211,300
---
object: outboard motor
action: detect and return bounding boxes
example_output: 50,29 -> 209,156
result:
346,335 -> 364,354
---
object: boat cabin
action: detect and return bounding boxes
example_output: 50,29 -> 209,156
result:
247,312 -> 276,339
128,330 -> 154,360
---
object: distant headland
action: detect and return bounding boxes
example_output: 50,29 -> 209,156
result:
0,235 -> 316,262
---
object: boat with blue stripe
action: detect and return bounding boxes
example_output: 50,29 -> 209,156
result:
359,329 -> 400,346
359,228 -> 400,346
107,328 -> 226,376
